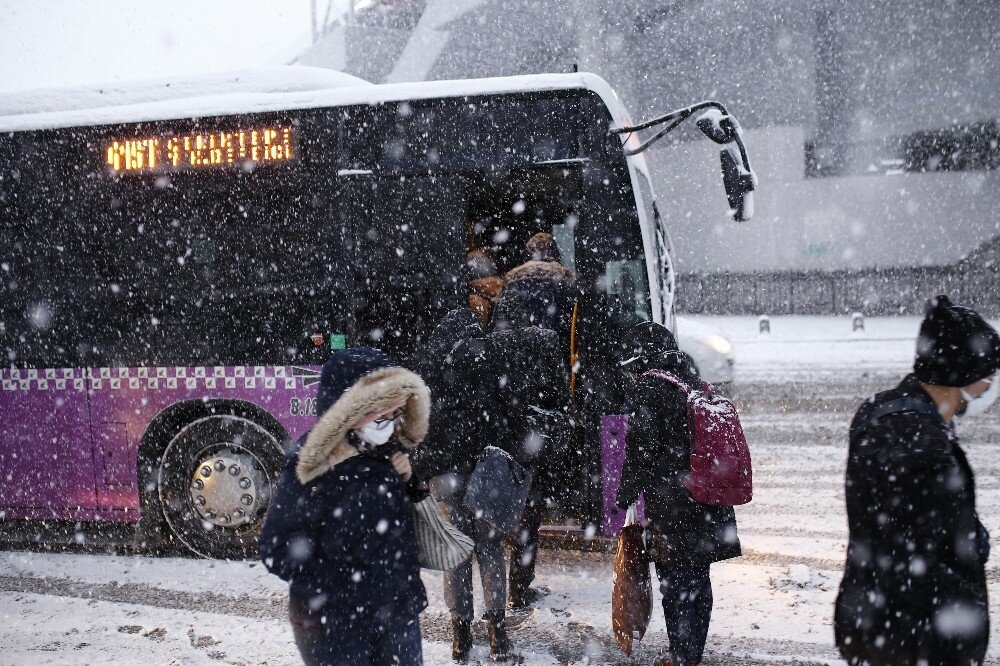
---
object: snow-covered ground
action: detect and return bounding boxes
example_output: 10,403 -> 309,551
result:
2,315 -> 999,665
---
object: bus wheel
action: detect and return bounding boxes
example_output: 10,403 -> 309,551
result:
155,415 -> 283,559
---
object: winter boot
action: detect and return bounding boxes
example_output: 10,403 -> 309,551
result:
451,618 -> 472,662
508,586 -> 541,611
486,611 -> 513,661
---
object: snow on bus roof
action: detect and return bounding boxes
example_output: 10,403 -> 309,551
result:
0,68 -> 626,133
0,67 -> 368,124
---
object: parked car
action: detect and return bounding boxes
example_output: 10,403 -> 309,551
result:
676,316 -> 734,387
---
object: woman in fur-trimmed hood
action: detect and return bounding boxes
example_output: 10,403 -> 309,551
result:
260,347 -> 431,666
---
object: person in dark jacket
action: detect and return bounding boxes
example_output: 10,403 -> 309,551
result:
835,295 -> 999,666
490,232 -> 576,343
491,232 -> 577,612
616,322 -> 741,666
412,279 -> 509,662
259,347 -> 431,666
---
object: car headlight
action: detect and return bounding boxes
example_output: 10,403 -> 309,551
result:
702,334 -> 732,356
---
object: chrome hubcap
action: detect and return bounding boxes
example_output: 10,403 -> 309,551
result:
189,447 -> 266,527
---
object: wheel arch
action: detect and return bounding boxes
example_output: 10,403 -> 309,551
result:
136,399 -> 290,490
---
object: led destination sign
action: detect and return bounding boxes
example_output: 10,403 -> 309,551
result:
106,126 -> 296,174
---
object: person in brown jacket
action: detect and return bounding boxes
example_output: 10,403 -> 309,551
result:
466,249 -> 504,327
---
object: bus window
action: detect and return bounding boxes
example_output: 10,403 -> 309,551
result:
466,166 -> 582,274
604,259 -> 652,324
340,174 -> 469,364
86,172 -> 345,367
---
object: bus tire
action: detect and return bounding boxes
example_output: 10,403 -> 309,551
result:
154,415 -> 284,559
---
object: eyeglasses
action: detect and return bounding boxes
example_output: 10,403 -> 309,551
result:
371,413 -> 404,428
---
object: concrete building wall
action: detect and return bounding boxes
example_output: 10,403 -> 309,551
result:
649,125 -> 1000,273
295,0 -> 1000,272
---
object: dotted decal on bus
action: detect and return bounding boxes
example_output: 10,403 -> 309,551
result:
0,366 -> 319,392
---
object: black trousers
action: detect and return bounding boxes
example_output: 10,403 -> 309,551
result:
655,563 -> 713,666
508,496 -> 544,599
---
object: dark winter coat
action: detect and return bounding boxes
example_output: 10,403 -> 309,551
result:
487,260 -> 576,496
413,307 -> 490,479
261,448 -> 428,629
491,260 -> 577,344
834,374 -> 989,666
616,360 -> 742,568
485,325 -> 574,477
260,353 -> 431,631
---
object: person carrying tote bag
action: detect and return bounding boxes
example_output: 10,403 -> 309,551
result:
260,348 -> 433,666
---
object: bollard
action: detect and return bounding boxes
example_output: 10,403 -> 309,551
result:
852,312 -> 864,332
758,314 -> 771,334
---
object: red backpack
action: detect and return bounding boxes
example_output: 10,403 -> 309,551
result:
644,369 -> 752,506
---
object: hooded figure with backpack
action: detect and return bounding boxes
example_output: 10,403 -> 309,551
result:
616,322 -> 744,666
259,348 -> 431,666
834,295 -> 999,666
490,232 -> 578,612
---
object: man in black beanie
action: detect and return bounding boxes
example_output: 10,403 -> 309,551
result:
835,295 -> 999,666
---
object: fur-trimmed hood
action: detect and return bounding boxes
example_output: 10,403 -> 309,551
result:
296,366 -> 431,484
504,260 -> 575,286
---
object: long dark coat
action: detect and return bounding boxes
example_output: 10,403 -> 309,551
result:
487,261 -> 576,499
260,446 -> 428,630
834,374 -> 989,666
413,307 -> 490,479
616,361 -> 741,568
486,325 -> 574,474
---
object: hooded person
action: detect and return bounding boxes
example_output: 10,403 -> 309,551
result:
835,295 -> 1000,666
259,347 -> 431,666
489,232 -> 577,612
490,232 -> 576,341
615,321 -> 741,666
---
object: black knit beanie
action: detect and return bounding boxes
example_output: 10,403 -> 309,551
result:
913,295 -> 1000,387
618,321 -> 680,371
316,347 -> 395,416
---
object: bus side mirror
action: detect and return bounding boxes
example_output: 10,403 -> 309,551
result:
697,109 -> 755,222
695,109 -> 738,145
612,101 -> 757,222
721,146 -> 755,222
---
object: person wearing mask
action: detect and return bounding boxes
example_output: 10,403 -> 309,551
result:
835,295 -> 999,666
412,263 -> 508,663
615,321 -> 742,666
260,348 -> 431,666
490,232 -> 577,612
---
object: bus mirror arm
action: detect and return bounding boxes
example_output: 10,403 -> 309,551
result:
609,100 -> 756,222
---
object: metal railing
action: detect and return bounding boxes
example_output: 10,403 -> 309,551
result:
675,264 -> 1000,317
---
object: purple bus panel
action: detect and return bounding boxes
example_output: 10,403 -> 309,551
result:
600,413 -> 645,537
0,365 -> 320,522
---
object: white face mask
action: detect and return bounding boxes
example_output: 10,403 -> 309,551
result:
960,377 -> 998,419
356,416 -> 398,449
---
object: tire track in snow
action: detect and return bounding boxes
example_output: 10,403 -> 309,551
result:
0,574 -> 842,665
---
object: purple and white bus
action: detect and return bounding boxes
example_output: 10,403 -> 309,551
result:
0,68 -> 751,557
